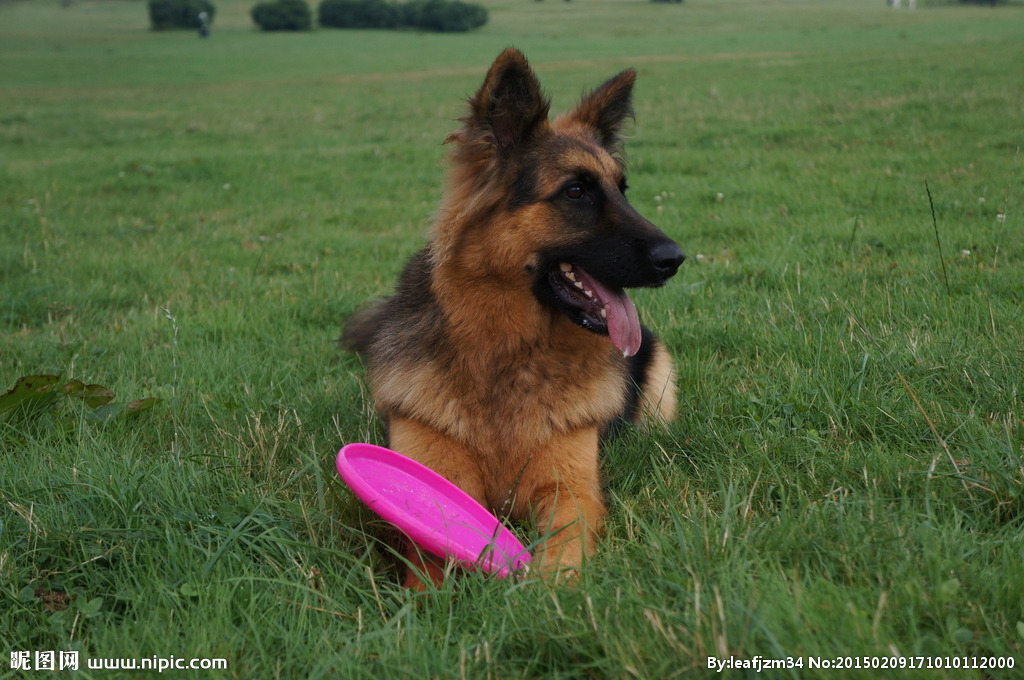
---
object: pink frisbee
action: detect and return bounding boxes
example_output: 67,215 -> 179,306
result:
336,443 -> 531,577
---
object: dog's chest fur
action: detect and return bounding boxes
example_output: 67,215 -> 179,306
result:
364,248 -> 628,454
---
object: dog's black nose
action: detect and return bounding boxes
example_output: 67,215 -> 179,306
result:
648,241 -> 685,277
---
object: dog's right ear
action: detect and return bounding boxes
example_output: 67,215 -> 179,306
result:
449,48 -> 550,155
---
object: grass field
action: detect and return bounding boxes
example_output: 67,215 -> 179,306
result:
2,0 -> 1023,677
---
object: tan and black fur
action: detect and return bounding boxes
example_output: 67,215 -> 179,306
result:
343,48 -> 684,586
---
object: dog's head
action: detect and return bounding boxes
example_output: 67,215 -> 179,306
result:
439,48 -> 684,357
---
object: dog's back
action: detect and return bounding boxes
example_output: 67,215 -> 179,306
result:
340,303 -> 384,356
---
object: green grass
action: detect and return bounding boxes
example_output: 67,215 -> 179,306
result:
2,0 -> 1023,677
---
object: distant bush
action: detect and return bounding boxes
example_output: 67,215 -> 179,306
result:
318,0 -> 487,32
401,0 -> 487,31
148,0 -> 215,29
252,0 -> 313,30
318,0 -> 398,28
395,0 -> 424,25
650,0 -> 683,4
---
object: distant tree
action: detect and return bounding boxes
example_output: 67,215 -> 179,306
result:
401,0 -> 487,31
318,0 -> 398,28
148,0 -> 216,29
318,0 -> 487,32
252,0 -> 313,30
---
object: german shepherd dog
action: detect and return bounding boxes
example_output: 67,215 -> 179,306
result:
343,48 -> 684,587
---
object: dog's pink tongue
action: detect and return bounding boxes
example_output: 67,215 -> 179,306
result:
605,289 -> 642,358
575,269 -> 642,358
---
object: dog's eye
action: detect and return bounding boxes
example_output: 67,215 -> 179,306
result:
564,184 -> 586,200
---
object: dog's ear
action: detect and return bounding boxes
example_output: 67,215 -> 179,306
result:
451,48 -> 550,154
567,69 -> 636,152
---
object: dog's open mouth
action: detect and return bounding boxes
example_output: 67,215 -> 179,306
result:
547,262 -> 642,357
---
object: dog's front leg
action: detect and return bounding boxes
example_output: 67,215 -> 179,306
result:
528,428 -> 607,580
387,415 -> 488,590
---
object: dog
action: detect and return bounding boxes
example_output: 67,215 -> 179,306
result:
342,48 -> 684,587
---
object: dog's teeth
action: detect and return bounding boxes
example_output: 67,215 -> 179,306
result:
574,281 -> 584,290
584,290 -> 593,298
559,263 -> 572,273
600,308 -> 607,319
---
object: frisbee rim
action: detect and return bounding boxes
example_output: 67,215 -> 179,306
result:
336,443 -> 531,576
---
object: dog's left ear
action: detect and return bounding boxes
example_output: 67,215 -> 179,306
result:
567,69 -> 637,152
